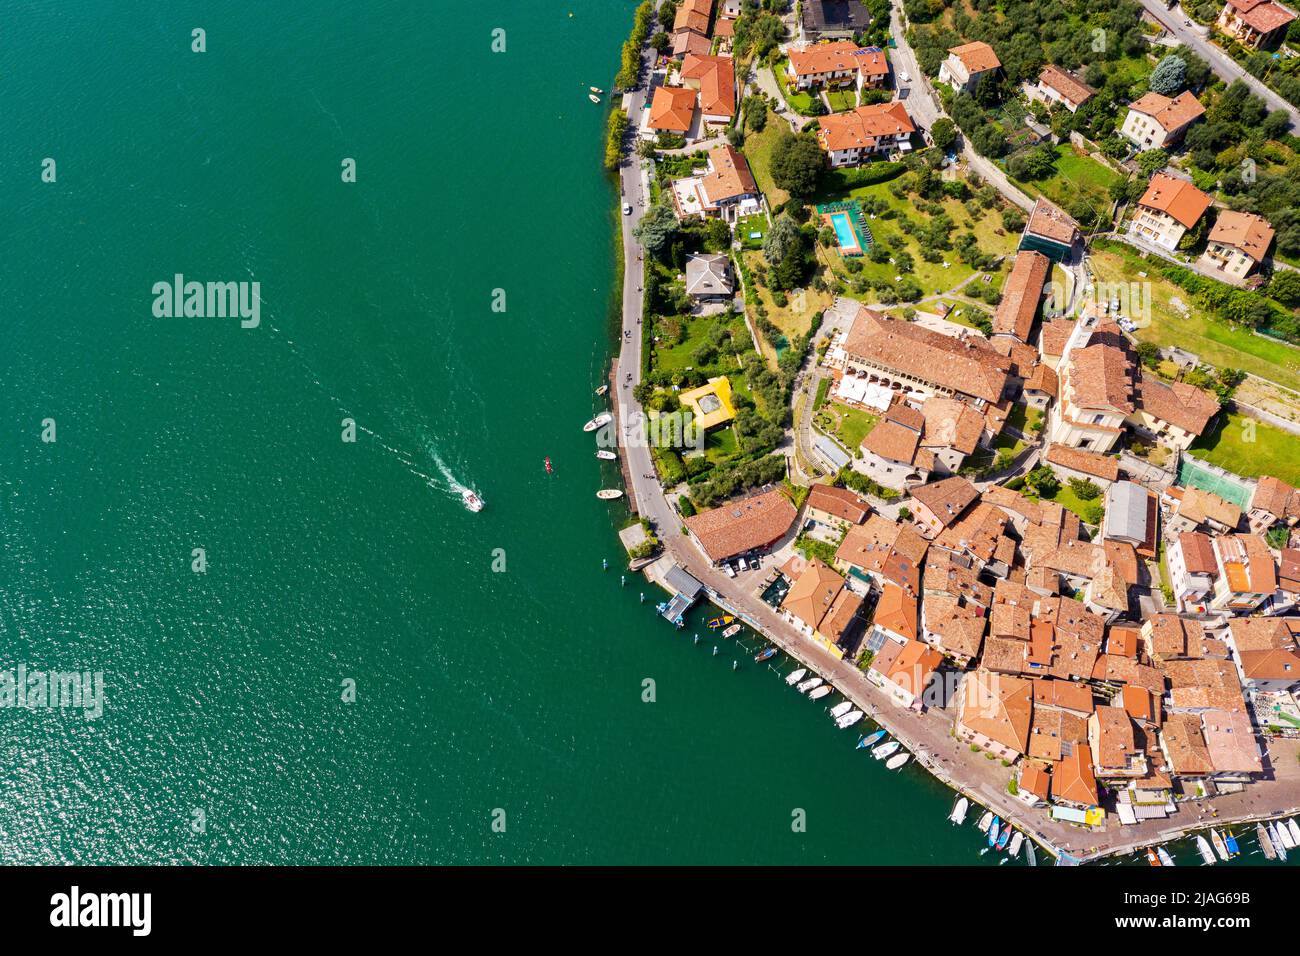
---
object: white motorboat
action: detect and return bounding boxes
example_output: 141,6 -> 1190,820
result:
1157,847 -> 1175,867
885,752 -> 909,770
594,384 -> 609,396
1288,818 -> 1300,846
808,685 -> 833,700
1210,828 -> 1230,861
461,489 -> 485,513
590,86 -> 604,94
1275,820 -> 1296,850
785,668 -> 808,686
873,740 -> 900,760
829,701 -> 853,719
796,676 -> 823,693
1025,842 -> 1036,866
588,93 -> 601,103
1271,823 -> 1289,860
596,489 -> 624,500
1008,832 -> 1023,856
1195,835 -> 1216,866
583,412 -> 612,432
836,710 -> 864,730
595,450 -> 617,460
721,624 -> 741,638
949,797 -> 968,825
976,810 -> 993,833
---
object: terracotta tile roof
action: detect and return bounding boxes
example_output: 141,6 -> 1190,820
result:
960,669 -> 1031,754
1282,548 -> 1300,592
843,309 -> 1011,404
920,397 -> 983,456
1226,0 -> 1297,34
701,144 -> 757,203
1251,475 -> 1300,521
1201,708 -> 1262,774
935,501 -> 1016,568
1121,685 -> 1154,723
1161,713 -> 1213,776
681,53 -> 736,118
1036,596 -> 1104,681
1107,625 -> 1142,658
820,587 -> 864,644
1044,443 -> 1120,482
1239,647 -> 1300,682
673,0 -> 714,34
1092,654 -> 1166,695
807,484 -> 871,524
1020,762 -> 1052,801
910,475 -> 979,528
1136,372 -> 1219,436
1065,343 -> 1134,413
884,397 -> 926,431
1228,617 -> 1296,652
1128,91 -> 1206,134
873,580 -> 918,641
781,557 -> 846,632
1179,531 -> 1219,575
713,16 -> 735,37
1214,533 -> 1276,594
1146,613 -> 1205,661
1029,707 -> 1088,761
1023,361 -> 1058,398
855,46 -> 890,78
684,487 -> 797,561
817,101 -> 916,152
1032,678 -> 1094,715
1093,706 -> 1139,771
1178,487 -> 1242,530
1208,210 -> 1275,262
993,250 -> 1051,341
861,418 -> 922,464
984,636 -> 1030,674
1163,658 -> 1248,712
1038,65 -> 1096,109
991,602 -> 1032,641
1087,565 -> 1129,611
924,594 -> 987,660
949,41 -> 1001,74
1136,172 -> 1212,229
835,514 -> 929,590
649,85 -> 698,132
787,40 -> 867,77
985,486 -> 1044,526
924,549 -> 994,606
1104,540 -> 1141,585
882,639 -> 943,699
1039,319 -> 1075,358
672,29 -> 712,57
1024,196 -> 1082,248
1053,744 -> 1099,806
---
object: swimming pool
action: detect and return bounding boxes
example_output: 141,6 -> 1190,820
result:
830,211 -> 856,248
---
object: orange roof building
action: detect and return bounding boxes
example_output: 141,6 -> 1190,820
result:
648,85 -> 698,133
1121,91 -> 1206,149
816,101 -> 916,167
684,488 -> 797,563
1130,173 -> 1213,253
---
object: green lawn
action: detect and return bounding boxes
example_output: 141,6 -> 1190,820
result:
741,121 -> 790,207
826,89 -> 857,112
1090,244 -> 1300,388
1190,410 -> 1300,487
736,213 -> 768,250
1008,145 -> 1122,226
1041,484 -> 1102,525
814,401 -> 879,450
771,61 -> 817,115
705,426 -> 739,462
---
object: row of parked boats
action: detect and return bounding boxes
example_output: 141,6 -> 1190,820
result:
783,667 -> 911,768
1187,818 -> 1300,865
962,804 -> 1036,865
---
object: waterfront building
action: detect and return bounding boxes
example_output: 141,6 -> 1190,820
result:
683,487 -> 797,564
955,668 -> 1032,759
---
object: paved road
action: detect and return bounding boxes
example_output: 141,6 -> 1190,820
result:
1138,0 -> 1299,131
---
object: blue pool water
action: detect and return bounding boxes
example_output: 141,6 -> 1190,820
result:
830,212 -> 857,249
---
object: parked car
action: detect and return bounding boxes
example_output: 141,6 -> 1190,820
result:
623,203 -> 633,215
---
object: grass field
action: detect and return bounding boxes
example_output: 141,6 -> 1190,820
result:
1009,145 -> 1122,226
826,89 -> 857,112
742,249 -> 835,362
1089,244 -> 1300,387
771,62 -> 818,115
742,121 -> 790,207
1190,410 -> 1300,487
814,401 -> 879,452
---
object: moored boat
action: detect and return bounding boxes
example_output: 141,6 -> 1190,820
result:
836,710 -> 864,730
721,624 -> 741,638
596,489 -> 624,500
996,827 -> 1011,851
885,752 -> 909,770
1210,829 -> 1230,862
949,796 -> 968,825
1009,832 -> 1023,857
796,676 -> 823,693
1271,823 -> 1289,861
829,701 -> 853,719
873,740 -> 900,760
588,93 -> 601,103
987,816 -> 1000,847
583,412 -> 612,432
860,729 -> 886,749
1275,820 -> 1296,850
595,450 -> 617,460
595,384 -> 608,396
590,86 -> 604,93
1224,831 -> 1240,858
807,685 -> 832,700
1146,848 -> 1160,867
754,647 -> 777,663
1196,835 -> 1216,866
707,616 -> 735,630
1157,847 -> 1175,867
1257,824 -> 1277,861
785,668 -> 808,686
976,811 -> 993,833
1288,818 -> 1300,846
1026,842 -> 1037,866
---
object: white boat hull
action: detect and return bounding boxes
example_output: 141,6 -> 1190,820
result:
949,797 -> 968,825
785,668 -> 808,686
885,753 -> 909,770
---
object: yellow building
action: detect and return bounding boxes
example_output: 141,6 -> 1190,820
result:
680,376 -> 737,431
